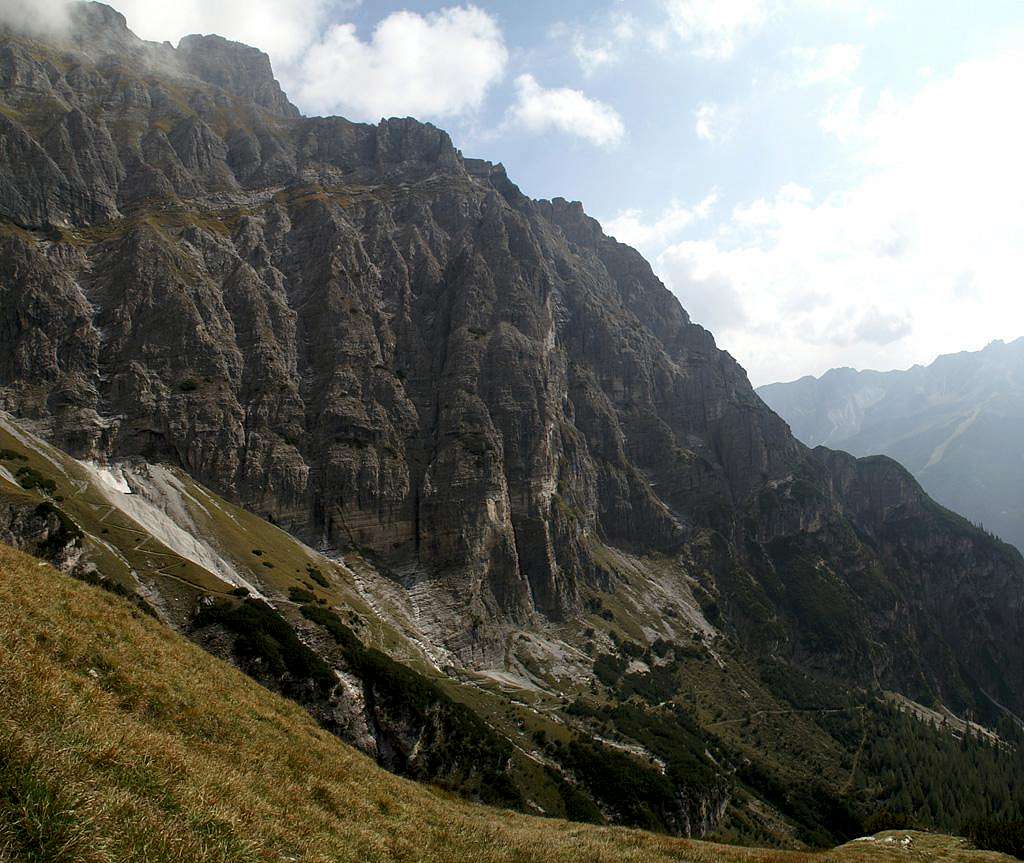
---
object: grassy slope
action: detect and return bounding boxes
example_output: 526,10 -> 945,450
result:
0,543 -> 1011,863
0,415 -> 585,812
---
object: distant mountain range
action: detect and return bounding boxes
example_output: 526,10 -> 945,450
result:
758,338 -> 1024,552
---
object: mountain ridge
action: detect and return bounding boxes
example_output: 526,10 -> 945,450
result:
758,337 -> 1024,552
0,2 -> 1023,847
2,0 -> 1021,732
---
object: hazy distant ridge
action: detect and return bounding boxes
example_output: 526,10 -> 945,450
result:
758,338 -> 1024,552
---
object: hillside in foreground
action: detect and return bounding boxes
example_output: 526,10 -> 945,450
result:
0,541 -> 1013,863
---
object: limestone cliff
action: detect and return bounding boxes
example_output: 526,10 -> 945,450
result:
0,3 -> 1021,726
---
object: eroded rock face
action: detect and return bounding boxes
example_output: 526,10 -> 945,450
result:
0,496 -> 84,572
177,34 -> 299,119
0,3 -> 1021,715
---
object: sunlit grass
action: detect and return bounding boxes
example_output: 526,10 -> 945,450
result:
0,543 -> 1011,863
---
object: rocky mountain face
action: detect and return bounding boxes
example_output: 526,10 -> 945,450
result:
1,4 -> 1024,843
2,1 -> 1023,712
758,339 -> 1024,553
0,4 -> 799,639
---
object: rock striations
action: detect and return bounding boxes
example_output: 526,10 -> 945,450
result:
0,3 -> 1022,725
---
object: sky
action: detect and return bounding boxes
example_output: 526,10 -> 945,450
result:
68,0 -> 1024,384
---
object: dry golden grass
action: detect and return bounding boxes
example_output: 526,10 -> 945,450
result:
0,543 -> 1012,863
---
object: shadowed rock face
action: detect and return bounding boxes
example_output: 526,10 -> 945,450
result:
0,3 -> 1021,713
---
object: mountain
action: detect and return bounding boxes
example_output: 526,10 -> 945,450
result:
1,3 -> 1023,850
3,541 -> 1016,863
757,338 -> 1024,552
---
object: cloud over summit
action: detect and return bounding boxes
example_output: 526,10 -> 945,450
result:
290,6 -> 507,120
506,75 -> 625,147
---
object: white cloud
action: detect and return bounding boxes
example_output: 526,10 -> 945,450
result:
787,43 -> 863,86
0,0 -> 71,36
694,102 -> 717,140
605,192 -> 717,255
694,101 -> 739,141
649,48 -> 1024,384
506,74 -> 625,147
572,37 -> 618,75
556,12 -> 639,76
657,242 -> 749,333
104,2 -> 505,122
819,86 -> 864,141
110,0 -> 331,63
647,28 -> 671,53
842,307 -> 912,346
661,0 -> 771,60
290,7 -> 507,119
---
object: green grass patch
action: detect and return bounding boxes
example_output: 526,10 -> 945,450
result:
15,466 -> 56,495
288,586 -> 316,604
